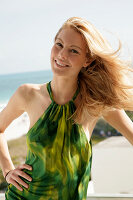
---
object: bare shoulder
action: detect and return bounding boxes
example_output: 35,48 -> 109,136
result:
11,83 -> 40,107
0,83 -> 48,133
19,82 -> 48,101
25,82 -> 49,101
19,82 -> 49,111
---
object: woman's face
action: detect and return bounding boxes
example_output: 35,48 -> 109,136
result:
50,26 -> 89,78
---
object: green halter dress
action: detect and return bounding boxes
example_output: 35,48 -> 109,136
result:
5,81 -> 92,200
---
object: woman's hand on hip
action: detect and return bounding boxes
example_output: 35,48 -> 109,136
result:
5,164 -> 32,191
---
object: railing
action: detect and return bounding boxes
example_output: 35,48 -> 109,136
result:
1,193 -> 133,200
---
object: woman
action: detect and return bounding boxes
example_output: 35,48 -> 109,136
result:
1,16 -> 133,199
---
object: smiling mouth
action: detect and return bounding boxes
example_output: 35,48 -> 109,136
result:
55,60 -> 70,68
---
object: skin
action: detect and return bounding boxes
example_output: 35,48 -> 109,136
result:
0,26 -> 133,192
50,26 -> 89,105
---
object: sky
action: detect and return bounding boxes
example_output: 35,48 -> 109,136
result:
0,0 -> 133,75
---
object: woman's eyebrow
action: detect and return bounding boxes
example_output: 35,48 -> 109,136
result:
56,37 -> 82,51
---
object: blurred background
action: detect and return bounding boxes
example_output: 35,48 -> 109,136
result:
0,0 -> 133,196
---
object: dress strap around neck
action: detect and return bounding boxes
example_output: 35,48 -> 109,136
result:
46,81 -> 80,104
46,81 -> 53,102
72,86 -> 80,101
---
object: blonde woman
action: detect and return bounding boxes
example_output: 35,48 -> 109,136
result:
0,16 -> 133,200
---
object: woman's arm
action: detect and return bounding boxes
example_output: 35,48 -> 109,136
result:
102,109 -> 133,145
0,85 -> 33,191
0,84 -> 28,177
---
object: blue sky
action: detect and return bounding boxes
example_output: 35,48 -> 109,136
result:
0,0 -> 133,75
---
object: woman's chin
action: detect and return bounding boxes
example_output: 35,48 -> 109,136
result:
51,66 -> 68,76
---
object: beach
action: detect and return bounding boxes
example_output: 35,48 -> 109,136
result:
3,111 -> 30,141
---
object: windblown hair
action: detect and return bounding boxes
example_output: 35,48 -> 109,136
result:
54,16 -> 133,125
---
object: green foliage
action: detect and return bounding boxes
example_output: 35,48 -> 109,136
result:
0,181 -> 8,191
94,117 -> 116,134
125,111 -> 133,120
91,134 -> 106,145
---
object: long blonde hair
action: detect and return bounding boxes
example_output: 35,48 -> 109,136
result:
54,16 -> 133,125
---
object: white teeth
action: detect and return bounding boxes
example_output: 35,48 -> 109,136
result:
56,60 -> 68,67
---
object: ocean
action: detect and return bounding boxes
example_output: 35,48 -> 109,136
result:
0,70 -> 53,140
0,70 -> 53,105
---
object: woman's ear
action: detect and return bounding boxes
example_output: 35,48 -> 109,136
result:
83,53 -> 97,68
83,53 -> 91,68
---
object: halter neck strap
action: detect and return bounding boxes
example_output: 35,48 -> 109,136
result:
46,81 -> 80,105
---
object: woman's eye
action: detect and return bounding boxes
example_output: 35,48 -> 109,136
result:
71,49 -> 79,54
56,43 -> 63,47
55,43 -> 79,54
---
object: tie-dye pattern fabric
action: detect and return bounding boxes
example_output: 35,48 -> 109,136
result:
5,81 -> 92,200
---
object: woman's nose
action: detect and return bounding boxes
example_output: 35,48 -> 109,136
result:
58,48 -> 67,60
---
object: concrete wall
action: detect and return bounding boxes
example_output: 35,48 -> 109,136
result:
91,136 -> 133,194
